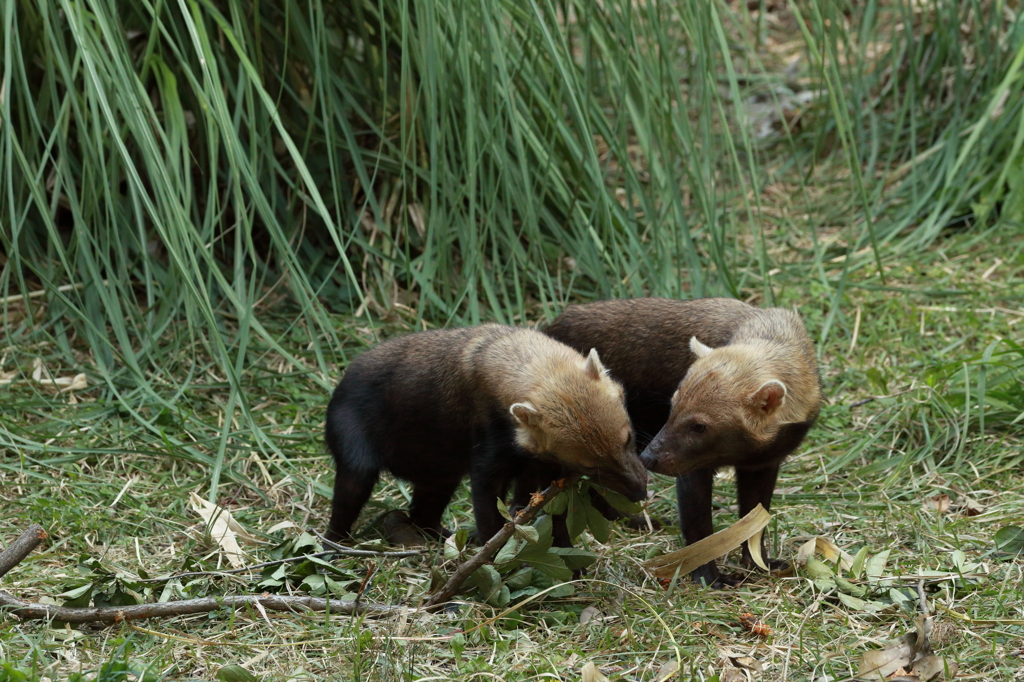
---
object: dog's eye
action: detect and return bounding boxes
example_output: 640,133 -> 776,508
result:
690,423 -> 707,434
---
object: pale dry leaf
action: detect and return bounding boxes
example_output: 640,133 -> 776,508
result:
30,358 -> 45,382
738,612 -> 771,637
909,653 -> 956,681
653,659 -> 679,682
189,492 -> 258,568
909,615 -> 933,660
579,605 -> 600,626
60,374 -> 88,392
0,369 -> 17,386
266,520 -> 299,534
857,639 -> 913,679
858,616 -> 951,681
732,656 -> 763,673
252,597 -> 273,626
956,494 -> 984,516
407,203 -> 426,238
581,662 -> 610,682
643,504 -> 771,579
903,617 -> 956,679
814,537 -> 855,571
795,538 -> 818,567
720,669 -> 747,682
30,358 -> 88,392
746,527 -> 769,571
923,495 -> 951,513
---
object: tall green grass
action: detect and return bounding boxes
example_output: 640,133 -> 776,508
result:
1,0 -> 1022,491
1,1 -> 761,367
796,0 -> 1024,248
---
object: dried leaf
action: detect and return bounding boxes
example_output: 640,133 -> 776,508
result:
732,657 -> 763,673
0,369 -> 17,386
923,495 -> 951,513
746,527 -> 769,571
909,653 -> 954,681
956,494 -> 984,516
739,612 -> 770,637
30,358 -> 88,392
815,538 -> 855,571
857,639 -> 913,679
913,614 -> 934,653
795,538 -> 818,567
579,605 -> 600,626
653,659 -> 679,682
406,203 -> 426,238
643,504 -> 771,579
857,616 -> 955,681
251,596 -> 273,626
266,520 -> 298,534
581,662 -> 610,682
795,537 -> 854,571
189,492 -> 258,568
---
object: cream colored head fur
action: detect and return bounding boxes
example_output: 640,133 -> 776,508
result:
507,345 -> 646,501
683,336 -> 817,441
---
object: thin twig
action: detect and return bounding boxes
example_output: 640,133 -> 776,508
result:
0,525 -> 48,580
313,531 -> 425,558
354,562 -> 378,612
0,591 -> 401,623
424,478 -> 573,608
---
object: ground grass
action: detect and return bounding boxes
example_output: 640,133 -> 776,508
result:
3,0 -> 1024,679
2,220 -> 1022,681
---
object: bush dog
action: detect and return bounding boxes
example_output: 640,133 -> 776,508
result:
324,324 -> 647,545
545,298 -> 821,586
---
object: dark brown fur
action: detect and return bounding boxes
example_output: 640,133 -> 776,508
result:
325,324 -> 647,545
545,298 -> 821,586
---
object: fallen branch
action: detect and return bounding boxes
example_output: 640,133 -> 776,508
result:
0,591 -> 401,623
424,478 -> 573,608
0,524 -> 47,580
0,524 -> 399,624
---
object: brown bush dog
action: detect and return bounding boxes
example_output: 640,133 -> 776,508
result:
545,298 -> 821,586
324,324 -> 647,545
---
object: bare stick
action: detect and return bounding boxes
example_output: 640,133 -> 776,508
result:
424,478 -> 572,608
0,525 -> 47,580
0,591 -> 402,623
313,531 -> 424,558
